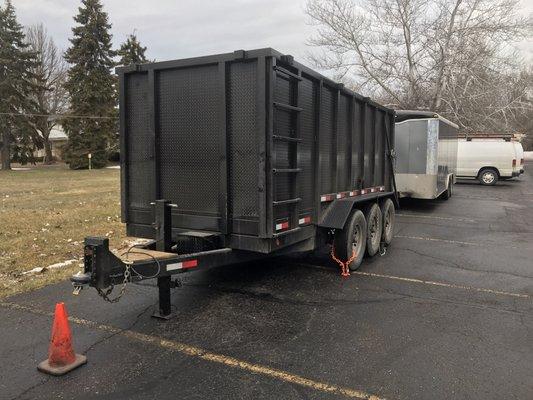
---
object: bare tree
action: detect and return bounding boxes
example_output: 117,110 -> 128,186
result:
26,24 -> 68,164
305,0 -> 532,132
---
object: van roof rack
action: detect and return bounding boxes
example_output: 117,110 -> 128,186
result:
458,133 -> 515,142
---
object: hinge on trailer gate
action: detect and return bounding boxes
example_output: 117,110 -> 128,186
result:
280,55 -> 294,65
233,50 -> 247,60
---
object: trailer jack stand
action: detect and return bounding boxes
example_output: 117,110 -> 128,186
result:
152,276 -> 179,320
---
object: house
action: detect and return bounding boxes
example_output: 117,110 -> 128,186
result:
34,126 -> 68,160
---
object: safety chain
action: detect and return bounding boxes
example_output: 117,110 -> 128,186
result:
96,262 -> 132,303
330,245 -> 357,278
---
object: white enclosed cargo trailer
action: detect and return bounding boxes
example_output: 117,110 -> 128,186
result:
394,111 -> 458,200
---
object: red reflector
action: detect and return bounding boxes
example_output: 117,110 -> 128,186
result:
299,216 -> 311,225
182,260 -> 198,269
275,221 -> 289,231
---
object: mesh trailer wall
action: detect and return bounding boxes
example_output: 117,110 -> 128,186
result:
119,49 -> 395,252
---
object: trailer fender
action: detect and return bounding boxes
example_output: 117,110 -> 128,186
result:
444,173 -> 453,187
318,199 -> 359,230
449,173 -> 456,185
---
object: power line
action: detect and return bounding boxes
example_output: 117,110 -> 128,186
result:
0,112 -> 117,120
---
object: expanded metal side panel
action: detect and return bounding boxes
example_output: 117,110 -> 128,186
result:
374,109 -> 385,185
125,73 -> 154,212
298,76 -> 316,213
363,106 -> 375,186
336,94 -> 350,191
384,113 -> 393,191
274,74 -> 291,103
157,65 -> 220,215
227,60 -> 259,221
319,87 -> 335,193
351,100 -> 363,188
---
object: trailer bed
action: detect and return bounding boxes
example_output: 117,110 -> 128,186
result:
114,248 -> 178,264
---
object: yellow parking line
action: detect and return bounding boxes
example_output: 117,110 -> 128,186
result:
395,235 -> 481,247
298,264 -> 530,299
0,301 -> 385,400
350,271 -> 530,299
395,235 -> 521,250
396,213 -> 477,223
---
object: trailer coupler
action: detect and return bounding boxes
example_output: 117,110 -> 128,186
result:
70,237 -> 134,294
71,271 -> 91,295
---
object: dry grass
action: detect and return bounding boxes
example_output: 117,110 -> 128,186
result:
0,164 -> 126,298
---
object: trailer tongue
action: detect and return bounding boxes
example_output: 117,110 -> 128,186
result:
71,48 -> 397,318
71,200 -> 260,318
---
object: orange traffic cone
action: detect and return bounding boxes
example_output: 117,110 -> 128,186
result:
37,302 -> 87,376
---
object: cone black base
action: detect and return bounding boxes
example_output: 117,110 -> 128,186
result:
37,354 -> 87,376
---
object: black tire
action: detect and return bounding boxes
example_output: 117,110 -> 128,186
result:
334,209 -> 367,271
363,203 -> 383,257
380,198 -> 395,246
478,168 -> 498,186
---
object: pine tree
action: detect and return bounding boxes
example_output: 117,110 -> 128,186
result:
63,0 -> 116,169
117,33 -> 148,65
0,1 -> 38,170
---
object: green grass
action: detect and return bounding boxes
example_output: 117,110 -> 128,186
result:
0,165 -> 126,298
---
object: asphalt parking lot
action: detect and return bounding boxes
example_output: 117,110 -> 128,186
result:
1,165 -> 532,400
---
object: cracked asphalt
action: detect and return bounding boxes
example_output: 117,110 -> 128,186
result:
1,164 -> 532,400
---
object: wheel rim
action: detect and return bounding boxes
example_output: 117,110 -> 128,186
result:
369,213 -> 379,245
351,224 -> 361,252
384,208 -> 392,237
482,172 -> 495,184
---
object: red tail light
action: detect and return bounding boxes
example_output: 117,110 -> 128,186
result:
512,159 -> 517,167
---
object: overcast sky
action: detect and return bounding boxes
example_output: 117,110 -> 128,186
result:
12,0 -> 533,69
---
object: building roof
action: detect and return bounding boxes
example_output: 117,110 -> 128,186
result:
49,127 -> 67,141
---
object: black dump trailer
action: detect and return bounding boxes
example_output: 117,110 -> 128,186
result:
72,48 -> 397,318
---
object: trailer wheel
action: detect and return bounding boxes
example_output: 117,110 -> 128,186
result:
364,203 -> 383,257
380,198 -> 395,246
479,168 -> 498,186
334,209 -> 367,271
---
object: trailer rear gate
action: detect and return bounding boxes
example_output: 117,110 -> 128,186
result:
119,48 -> 395,254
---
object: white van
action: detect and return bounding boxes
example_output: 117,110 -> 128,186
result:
457,139 -> 518,185
512,141 -> 525,175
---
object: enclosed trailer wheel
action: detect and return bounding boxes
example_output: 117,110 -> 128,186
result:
364,203 -> 383,257
334,209 -> 367,271
380,198 -> 395,246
